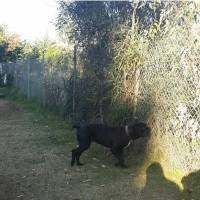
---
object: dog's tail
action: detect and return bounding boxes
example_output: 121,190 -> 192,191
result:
73,125 -> 80,129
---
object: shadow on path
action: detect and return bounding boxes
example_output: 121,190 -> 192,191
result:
139,162 -> 200,200
140,162 -> 181,200
182,169 -> 200,199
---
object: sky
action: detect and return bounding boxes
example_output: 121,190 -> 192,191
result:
0,0 -> 58,42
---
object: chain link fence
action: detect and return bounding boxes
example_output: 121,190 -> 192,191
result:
0,58 -> 105,122
1,60 -> 70,114
135,26 -> 200,175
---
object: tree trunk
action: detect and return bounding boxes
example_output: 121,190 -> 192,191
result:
72,44 -> 77,120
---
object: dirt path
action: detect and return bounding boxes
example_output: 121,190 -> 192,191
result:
0,99 -> 185,200
0,99 -> 138,200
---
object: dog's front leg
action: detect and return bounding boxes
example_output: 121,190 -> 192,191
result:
111,147 -> 127,168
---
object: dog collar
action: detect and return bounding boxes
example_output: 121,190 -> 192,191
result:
125,125 -> 131,138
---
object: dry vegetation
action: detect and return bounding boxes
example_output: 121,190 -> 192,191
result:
112,2 -> 200,178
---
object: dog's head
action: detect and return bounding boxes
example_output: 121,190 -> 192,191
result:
127,122 -> 151,140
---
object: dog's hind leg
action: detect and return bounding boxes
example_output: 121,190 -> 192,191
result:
71,128 -> 91,166
71,148 -> 77,166
75,143 -> 90,166
71,146 -> 87,166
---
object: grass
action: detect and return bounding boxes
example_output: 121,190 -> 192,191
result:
1,86 -> 75,145
1,86 -> 200,199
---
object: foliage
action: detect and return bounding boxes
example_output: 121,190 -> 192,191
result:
20,42 -> 40,60
110,1 -> 197,119
111,0 -> 200,174
56,1 -> 187,124
56,1 -> 133,122
0,25 -> 23,62
21,38 -> 72,69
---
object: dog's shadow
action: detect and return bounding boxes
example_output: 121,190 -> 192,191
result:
181,169 -> 200,198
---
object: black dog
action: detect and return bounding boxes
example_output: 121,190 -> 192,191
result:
71,122 -> 150,167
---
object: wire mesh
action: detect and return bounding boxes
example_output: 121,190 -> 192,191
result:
1,60 -> 69,112
136,31 -> 200,174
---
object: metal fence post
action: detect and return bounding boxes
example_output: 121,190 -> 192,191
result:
72,44 -> 77,120
27,59 -> 30,99
42,51 -> 46,106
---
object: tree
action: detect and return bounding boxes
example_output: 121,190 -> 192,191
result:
56,1 -> 133,122
0,25 -> 22,62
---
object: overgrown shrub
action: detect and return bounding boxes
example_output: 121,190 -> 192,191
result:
111,1 -> 200,174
